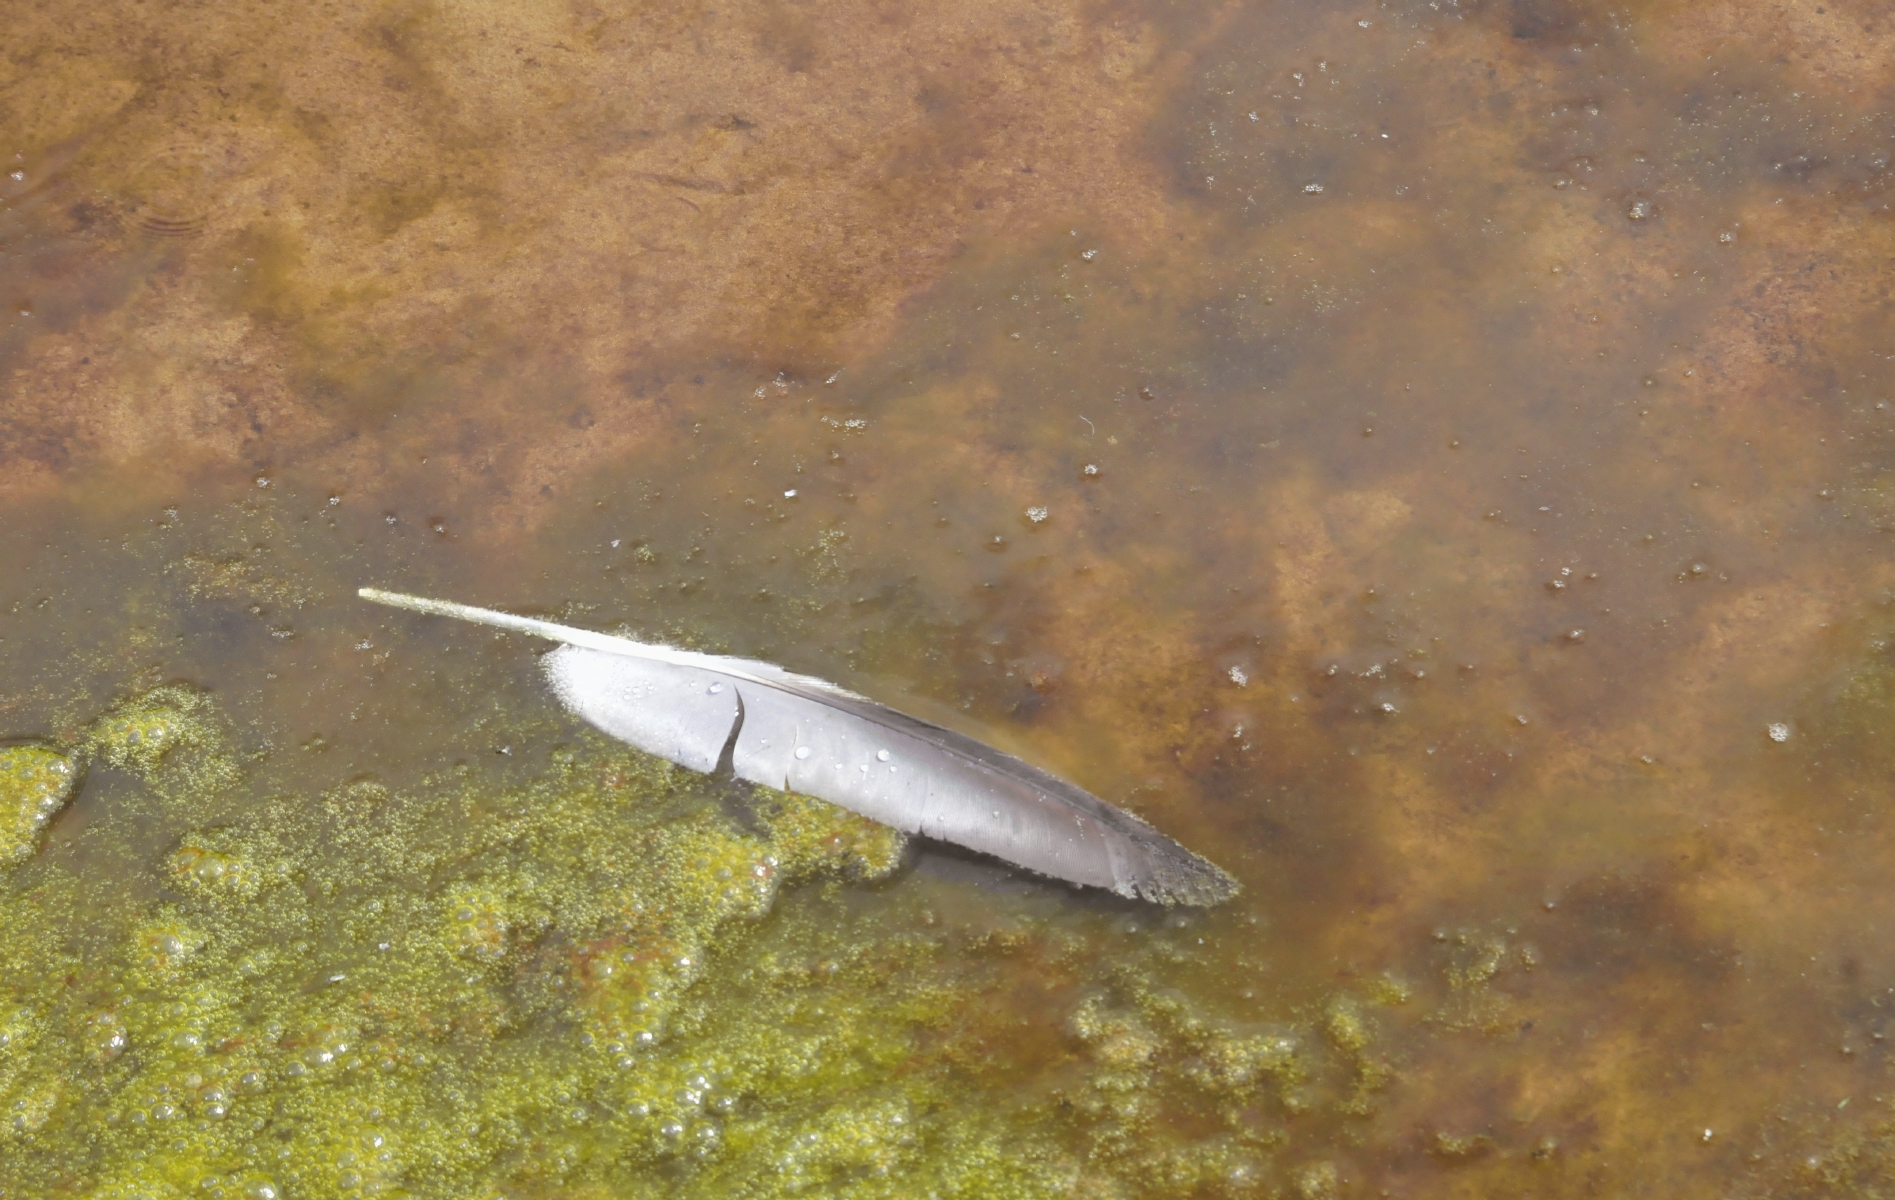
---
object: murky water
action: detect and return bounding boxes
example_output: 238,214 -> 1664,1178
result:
3,0 -> 1894,1195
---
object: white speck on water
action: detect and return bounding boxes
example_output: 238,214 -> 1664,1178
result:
1081,249 -> 1098,260
7,171 -> 22,182
794,746 -> 812,760
1248,111 -> 1259,121
1026,505 -> 1049,523
1228,665 -> 1249,687
783,489 -> 798,499
610,539 -> 621,548
1083,463 -> 1100,477
1767,722 -> 1791,743
707,682 -> 723,695
1304,182 -> 1325,194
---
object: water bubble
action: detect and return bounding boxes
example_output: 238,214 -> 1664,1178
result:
1767,722 -> 1791,743
876,749 -> 891,762
707,682 -> 723,695
1025,506 -> 1049,523
783,489 -> 798,499
793,746 -> 811,760
1565,629 -> 1587,642
1303,182 -> 1325,194
1228,665 -> 1249,687
1082,463 -> 1100,478
1627,199 -> 1653,220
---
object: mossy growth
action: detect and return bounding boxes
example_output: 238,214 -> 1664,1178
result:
0,686 -> 1384,1199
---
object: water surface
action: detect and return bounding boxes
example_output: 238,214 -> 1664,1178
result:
3,0 -> 1894,1195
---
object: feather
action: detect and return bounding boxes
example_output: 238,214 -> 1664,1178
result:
359,588 -> 1238,906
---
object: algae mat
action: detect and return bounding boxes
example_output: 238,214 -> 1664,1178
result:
3,0 -> 1895,1195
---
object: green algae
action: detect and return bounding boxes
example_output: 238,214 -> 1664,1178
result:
86,685 -> 238,793
0,678 -> 1455,1190
0,744 -> 77,865
0,683 -> 1441,1198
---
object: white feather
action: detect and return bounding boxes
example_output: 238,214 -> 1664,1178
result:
359,588 -> 1237,905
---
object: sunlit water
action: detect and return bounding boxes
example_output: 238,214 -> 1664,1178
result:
3,0 -> 1893,1195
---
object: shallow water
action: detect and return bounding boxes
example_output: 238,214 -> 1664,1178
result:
2,0 -> 1894,1195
